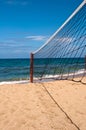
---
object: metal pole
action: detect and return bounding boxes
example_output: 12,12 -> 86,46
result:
30,53 -> 34,83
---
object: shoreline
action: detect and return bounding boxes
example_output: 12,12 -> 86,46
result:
0,80 -> 29,85
0,68 -> 85,85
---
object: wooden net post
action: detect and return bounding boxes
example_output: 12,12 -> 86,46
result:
85,55 -> 86,70
30,53 -> 34,83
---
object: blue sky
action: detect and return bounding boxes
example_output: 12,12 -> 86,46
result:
0,0 -> 83,58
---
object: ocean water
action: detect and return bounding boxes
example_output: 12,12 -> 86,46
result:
0,59 -> 30,82
34,58 -> 85,77
0,58 -> 85,82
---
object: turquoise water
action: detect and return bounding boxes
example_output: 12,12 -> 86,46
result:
0,59 -> 30,82
34,58 -> 85,77
0,58 -> 85,82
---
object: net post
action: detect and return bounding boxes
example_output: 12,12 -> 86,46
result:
30,53 -> 34,83
85,55 -> 86,70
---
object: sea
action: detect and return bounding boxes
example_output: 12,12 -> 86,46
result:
0,58 -> 85,84
0,59 -> 30,83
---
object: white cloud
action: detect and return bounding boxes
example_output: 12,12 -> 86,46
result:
0,40 -> 18,47
5,0 -> 28,6
3,40 -> 17,43
25,35 -> 48,41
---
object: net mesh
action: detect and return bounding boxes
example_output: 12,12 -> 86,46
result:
32,1 -> 86,84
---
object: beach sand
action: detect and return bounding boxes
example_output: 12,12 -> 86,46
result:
0,79 -> 86,130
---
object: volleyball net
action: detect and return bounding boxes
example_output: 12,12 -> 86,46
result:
30,1 -> 86,84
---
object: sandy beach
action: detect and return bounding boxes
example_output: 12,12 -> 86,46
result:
0,79 -> 86,130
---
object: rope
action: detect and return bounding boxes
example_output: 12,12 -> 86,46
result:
40,83 -> 80,130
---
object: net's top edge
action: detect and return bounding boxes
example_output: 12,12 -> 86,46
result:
33,1 -> 86,55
